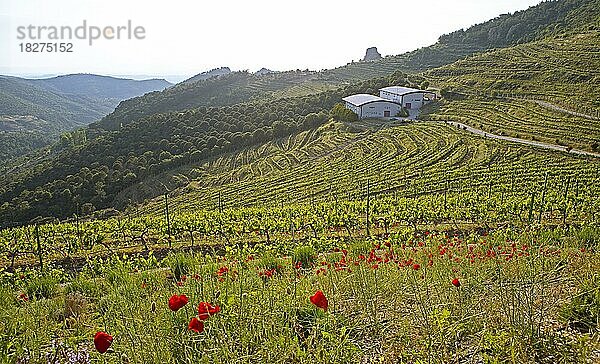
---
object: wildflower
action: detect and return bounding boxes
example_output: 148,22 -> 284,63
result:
93,332 -> 113,354
188,317 -> 204,333
310,290 -> 328,311
168,294 -> 189,312
19,293 -> 28,302
452,278 -> 461,287
197,302 -> 220,320
412,263 -> 421,270
216,266 -> 229,277
258,268 -> 275,279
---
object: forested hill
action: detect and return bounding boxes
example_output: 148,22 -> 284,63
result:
30,74 -> 172,101
0,74 -> 172,162
95,0 -> 599,132
323,0 -> 600,78
1,0 -> 599,226
0,73 -> 422,226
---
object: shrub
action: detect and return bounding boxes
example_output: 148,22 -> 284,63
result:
560,275 -> 600,332
258,252 -> 284,274
26,275 -> 59,300
330,103 -> 358,122
396,107 -> 409,117
293,245 -> 316,268
66,275 -> 100,298
349,240 -> 372,256
164,253 -> 195,281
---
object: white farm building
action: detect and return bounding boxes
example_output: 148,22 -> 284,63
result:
342,94 -> 402,119
343,86 -> 436,119
379,86 -> 436,110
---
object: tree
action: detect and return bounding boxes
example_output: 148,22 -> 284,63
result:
330,103 -> 358,122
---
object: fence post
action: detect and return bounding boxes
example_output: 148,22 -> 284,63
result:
538,172 -> 548,224
527,192 -> 535,224
164,193 -> 171,248
35,224 -> 43,272
366,180 -> 371,237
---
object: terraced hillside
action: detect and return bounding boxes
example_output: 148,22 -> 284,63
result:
139,120 -> 600,220
423,32 -> 600,152
426,31 -> 600,109
424,98 -> 600,152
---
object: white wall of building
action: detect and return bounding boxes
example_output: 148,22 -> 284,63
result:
379,91 -> 434,109
401,93 -> 424,109
345,102 -> 361,117
379,90 -> 402,104
359,101 -> 402,119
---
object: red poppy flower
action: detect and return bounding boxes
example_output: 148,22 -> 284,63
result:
412,263 -> 421,270
452,278 -> 461,287
197,302 -> 220,320
188,317 -> 204,333
216,266 -> 229,277
19,293 -> 28,302
168,294 -> 189,312
310,290 -> 328,311
94,331 -> 113,353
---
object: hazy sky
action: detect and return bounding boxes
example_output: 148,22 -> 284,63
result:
0,0 -> 542,81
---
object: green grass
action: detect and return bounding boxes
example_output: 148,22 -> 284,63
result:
1,226 -> 598,362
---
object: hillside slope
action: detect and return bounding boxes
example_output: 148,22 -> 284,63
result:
2,0 -> 599,225
0,74 -> 172,162
31,74 -> 172,100
424,31 -> 600,151
1,75 -> 425,225
96,0 -> 599,131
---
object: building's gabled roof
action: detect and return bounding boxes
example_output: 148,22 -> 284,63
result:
379,86 -> 425,96
342,94 -> 395,107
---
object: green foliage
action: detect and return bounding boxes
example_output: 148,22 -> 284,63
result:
0,75 -> 170,163
0,227 -> 598,362
25,275 -> 59,300
164,253 -> 195,281
396,107 -> 409,117
349,240 -> 372,256
330,103 -> 358,122
575,226 -> 600,250
0,77 -> 395,226
258,252 -> 284,274
293,245 -> 316,268
560,275 -> 600,332
65,274 -> 101,298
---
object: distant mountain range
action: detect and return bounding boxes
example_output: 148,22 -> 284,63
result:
0,74 -> 172,162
